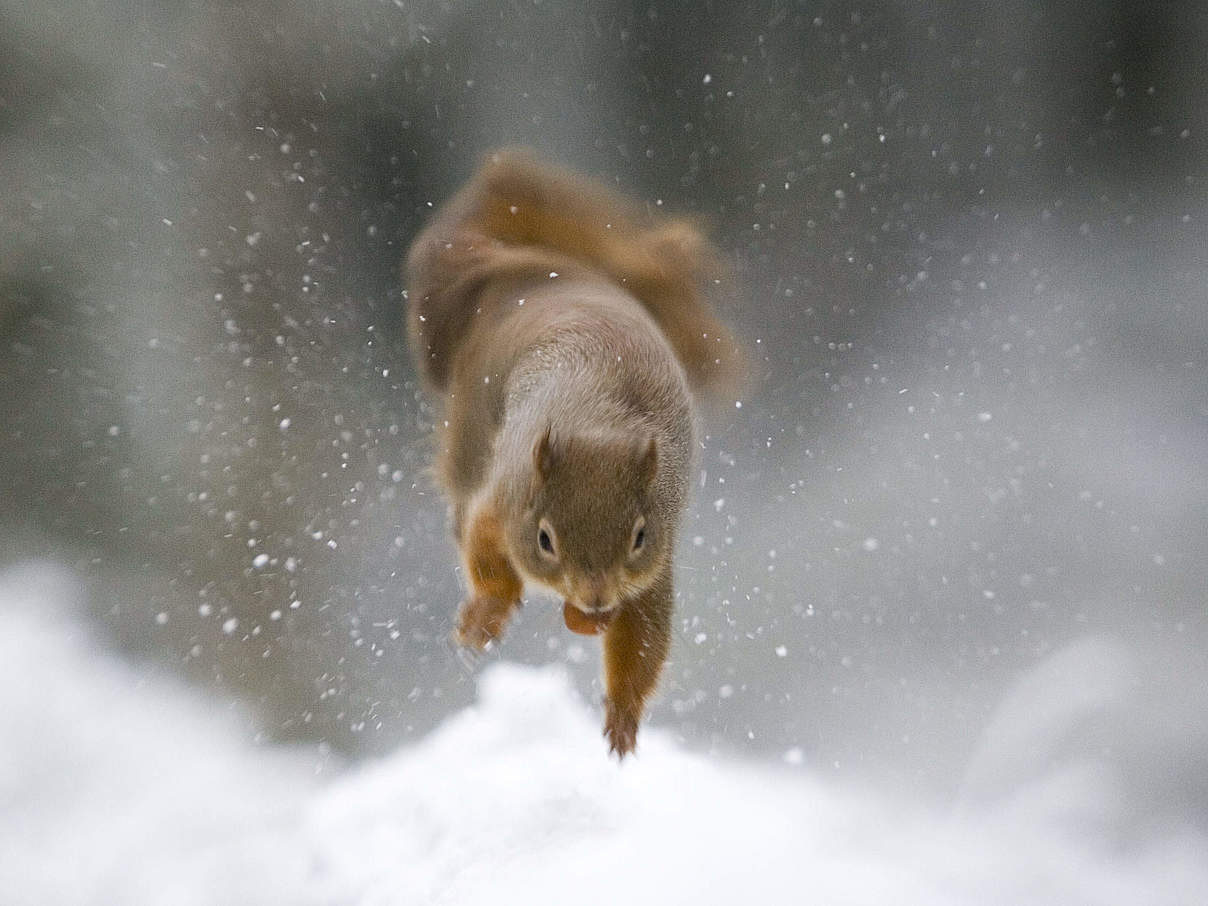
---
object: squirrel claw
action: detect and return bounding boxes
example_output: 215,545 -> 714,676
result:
603,698 -> 640,759
454,595 -> 513,650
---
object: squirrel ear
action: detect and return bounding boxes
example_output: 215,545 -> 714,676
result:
638,435 -> 658,486
533,425 -> 556,481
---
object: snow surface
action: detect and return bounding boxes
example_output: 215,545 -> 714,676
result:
2,562 -> 1206,906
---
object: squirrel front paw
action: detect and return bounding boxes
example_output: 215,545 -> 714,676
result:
454,594 -> 517,650
603,697 -> 641,759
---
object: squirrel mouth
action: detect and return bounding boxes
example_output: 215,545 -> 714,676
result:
562,600 -> 615,636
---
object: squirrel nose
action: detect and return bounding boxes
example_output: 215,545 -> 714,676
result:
582,579 -> 610,611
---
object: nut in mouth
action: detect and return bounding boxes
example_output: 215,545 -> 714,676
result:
562,600 -> 616,635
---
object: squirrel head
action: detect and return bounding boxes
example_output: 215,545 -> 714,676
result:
510,425 -> 667,617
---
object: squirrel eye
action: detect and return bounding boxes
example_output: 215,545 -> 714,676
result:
631,517 -> 647,554
538,527 -> 554,555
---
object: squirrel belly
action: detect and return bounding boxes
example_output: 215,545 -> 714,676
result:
404,150 -> 740,758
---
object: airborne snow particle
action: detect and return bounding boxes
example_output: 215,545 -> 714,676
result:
252,553 -> 269,569
222,617 -> 239,635
862,537 -> 879,552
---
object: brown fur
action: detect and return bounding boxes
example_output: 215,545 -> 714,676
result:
405,149 -> 742,757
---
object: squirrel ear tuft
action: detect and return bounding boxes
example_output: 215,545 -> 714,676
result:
638,435 -> 658,486
533,425 -> 556,480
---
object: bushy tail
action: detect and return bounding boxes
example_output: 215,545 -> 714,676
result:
405,149 -> 744,397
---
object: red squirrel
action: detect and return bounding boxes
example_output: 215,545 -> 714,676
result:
405,149 -> 741,756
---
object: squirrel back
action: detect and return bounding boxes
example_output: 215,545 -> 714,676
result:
405,149 -> 743,398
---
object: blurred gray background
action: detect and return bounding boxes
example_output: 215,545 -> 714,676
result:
2,0 -> 1205,802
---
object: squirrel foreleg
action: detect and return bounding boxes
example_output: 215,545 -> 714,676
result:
602,569 -> 673,758
455,505 -> 523,650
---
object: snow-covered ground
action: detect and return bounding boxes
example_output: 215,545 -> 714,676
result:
2,562 -> 1205,906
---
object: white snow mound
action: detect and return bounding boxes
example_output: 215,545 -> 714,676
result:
1,562 -> 1206,906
